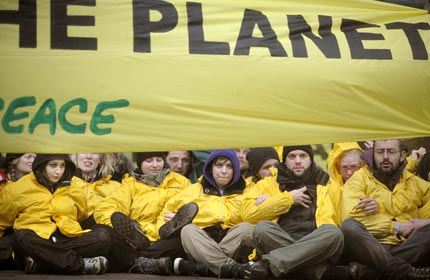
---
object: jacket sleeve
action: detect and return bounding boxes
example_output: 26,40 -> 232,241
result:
341,170 -> 392,238
0,187 -> 18,238
242,176 -> 294,225
93,178 -> 134,226
316,182 -> 339,227
52,185 -> 91,238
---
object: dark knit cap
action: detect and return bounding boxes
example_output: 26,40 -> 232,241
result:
6,153 -> 25,165
32,154 -> 76,173
282,145 -> 314,162
246,147 -> 279,177
135,152 -> 166,167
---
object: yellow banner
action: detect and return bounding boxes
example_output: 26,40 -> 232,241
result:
0,0 -> 429,152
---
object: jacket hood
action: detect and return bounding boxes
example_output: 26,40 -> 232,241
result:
327,142 -> 362,185
32,154 -> 76,188
203,149 -> 241,189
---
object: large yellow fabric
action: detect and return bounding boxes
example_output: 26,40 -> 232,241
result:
0,173 -> 89,239
341,166 -> 430,245
0,1 -> 429,152
93,171 -> 190,241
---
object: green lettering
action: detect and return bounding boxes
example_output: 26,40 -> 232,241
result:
0,98 -> 4,111
29,99 -> 56,135
2,96 -> 36,134
90,99 -> 130,135
58,98 -> 88,134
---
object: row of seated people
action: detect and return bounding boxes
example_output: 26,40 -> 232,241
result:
0,139 -> 429,279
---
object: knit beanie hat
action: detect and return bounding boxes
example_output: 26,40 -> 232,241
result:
6,153 -> 25,165
246,147 -> 279,177
33,154 -> 76,173
135,152 -> 166,167
282,145 -> 314,162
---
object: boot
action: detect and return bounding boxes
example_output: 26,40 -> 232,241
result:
24,256 -> 39,274
158,202 -> 199,239
131,256 -> 172,275
111,212 -> 150,250
407,266 -> 430,280
348,262 -> 381,280
82,256 -> 108,275
173,258 -> 209,276
220,262 -> 248,279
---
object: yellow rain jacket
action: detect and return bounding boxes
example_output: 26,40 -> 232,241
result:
326,142 -> 363,225
242,166 -> 338,227
72,176 -> 120,216
156,176 -> 246,231
0,173 -> 89,239
342,166 -> 430,245
93,171 -> 190,242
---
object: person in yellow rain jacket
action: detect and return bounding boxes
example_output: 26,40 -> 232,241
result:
93,152 -> 191,274
0,154 -> 110,275
245,147 -> 280,189
341,139 -> 430,280
70,153 -> 124,229
156,149 -> 253,278
325,142 -> 378,226
235,145 -> 343,280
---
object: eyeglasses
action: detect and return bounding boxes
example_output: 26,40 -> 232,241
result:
374,149 -> 400,156
168,158 -> 191,164
340,165 -> 361,172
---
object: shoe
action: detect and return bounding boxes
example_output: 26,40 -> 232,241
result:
349,262 -> 380,280
408,266 -> 430,279
220,262 -> 248,279
173,258 -> 208,276
245,259 -> 272,280
131,256 -> 172,275
158,202 -> 199,239
83,256 -> 108,275
24,256 -> 39,274
111,212 -> 150,250
322,265 -> 351,280
232,235 -> 255,263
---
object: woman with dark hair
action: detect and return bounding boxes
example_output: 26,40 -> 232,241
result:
0,154 -> 110,275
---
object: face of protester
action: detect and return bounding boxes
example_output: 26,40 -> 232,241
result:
212,157 -> 234,190
166,151 -> 191,176
77,153 -> 101,174
44,159 -> 66,184
285,150 -> 311,177
140,157 -> 164,175
257,158 -> 279,180
235,148 -> 250,173
373,139 -> 405,175
15,153 -> 36,177
338,154 -> 363,182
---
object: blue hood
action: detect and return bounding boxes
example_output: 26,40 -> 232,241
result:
203,149 -> 241,189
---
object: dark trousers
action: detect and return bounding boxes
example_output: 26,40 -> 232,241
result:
93,224 -> 185,272
11,228 -> 111,274
0,232 -> 17,270
341,218 -> 430,280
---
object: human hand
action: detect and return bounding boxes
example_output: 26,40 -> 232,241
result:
398,221 -> 414,237
355,198 -> 380,215
410,147 -> 426,162
364,141 -> 374,150
410,218 -> 430,231
256,195 -> 269,206
290,186 -> 311,208
164,213 -> 175,222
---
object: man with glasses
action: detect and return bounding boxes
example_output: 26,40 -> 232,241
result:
166,151 -> 192,178
341,139 -> 430,280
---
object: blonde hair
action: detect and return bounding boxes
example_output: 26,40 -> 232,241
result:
70,153 -> 133,179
